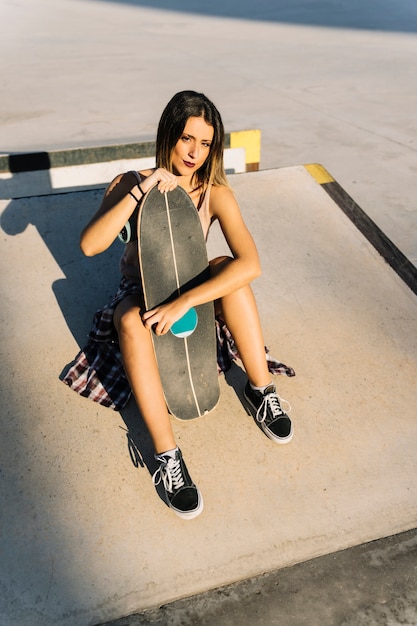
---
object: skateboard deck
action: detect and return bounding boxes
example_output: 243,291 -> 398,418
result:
138,185 -> 220,420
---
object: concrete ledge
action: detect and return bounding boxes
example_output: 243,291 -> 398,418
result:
1,167 -> 416,625
102,528 -> 417,625
0,130 -> 260,199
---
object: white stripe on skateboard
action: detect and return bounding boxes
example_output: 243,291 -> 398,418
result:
164,193 -> 202,416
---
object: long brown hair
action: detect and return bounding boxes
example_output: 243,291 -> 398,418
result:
156,90 -> 230,190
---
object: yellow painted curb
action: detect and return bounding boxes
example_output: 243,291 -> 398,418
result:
304,163 -> 335,185
230,129 -> 261,171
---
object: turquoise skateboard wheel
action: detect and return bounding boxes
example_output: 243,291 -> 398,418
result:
170,307 -> 198,338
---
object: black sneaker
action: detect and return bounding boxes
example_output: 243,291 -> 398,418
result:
244,382 -> 293,444
152,448 -> 203,520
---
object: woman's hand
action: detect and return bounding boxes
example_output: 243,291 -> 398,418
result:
141,168 -> 178,195
142,297 -> 190,336
80,168 -> 179,256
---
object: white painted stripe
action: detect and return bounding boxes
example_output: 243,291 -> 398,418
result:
0,148 -> 246,200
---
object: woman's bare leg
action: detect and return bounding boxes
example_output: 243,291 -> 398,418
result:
113,296 -> 176,454
211,257 -> 293,444
210,257 -> 271,386
114,296 -> 203,518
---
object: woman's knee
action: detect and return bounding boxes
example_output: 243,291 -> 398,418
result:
113,298 -> 143,335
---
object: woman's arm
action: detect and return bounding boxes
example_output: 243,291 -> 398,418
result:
142,185 -> 261,333
80,168 -> 179,256
196,184 -> 261,297
80,172 -> 141,256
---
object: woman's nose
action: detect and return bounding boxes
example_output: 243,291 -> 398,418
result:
188,142 -> 199,159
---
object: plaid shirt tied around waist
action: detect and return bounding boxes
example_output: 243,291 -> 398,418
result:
62,277 -> 295,411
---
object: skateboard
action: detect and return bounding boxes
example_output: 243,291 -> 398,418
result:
138,185 -> 220,420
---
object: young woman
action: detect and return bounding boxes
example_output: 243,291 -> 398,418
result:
63,91 -> 294,520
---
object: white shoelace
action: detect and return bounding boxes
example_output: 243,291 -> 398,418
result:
153,457 -> 185,494
256,392 -> 291,424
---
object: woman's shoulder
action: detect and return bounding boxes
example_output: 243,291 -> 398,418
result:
210,182 -> 235,200
209,183 -> 238,215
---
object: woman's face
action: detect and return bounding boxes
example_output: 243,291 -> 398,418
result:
171,116 -> 214,177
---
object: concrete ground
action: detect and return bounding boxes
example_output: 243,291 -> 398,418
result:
1,166 -> 416,625
1,1 -> 417,625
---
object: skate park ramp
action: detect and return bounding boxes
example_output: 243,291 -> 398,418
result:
0,166 -> 416,626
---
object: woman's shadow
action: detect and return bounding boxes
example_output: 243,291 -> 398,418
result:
1,187 -> 161,483
1,185 -> 253,505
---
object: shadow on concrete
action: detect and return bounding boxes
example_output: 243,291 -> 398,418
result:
224,361 -> 250,411
0,187 -> 115,343
0,178 -> 254,509
1,185 -> 235,514
91,0 -> 417,33
0,188 -> 161,481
